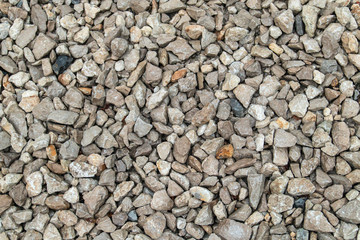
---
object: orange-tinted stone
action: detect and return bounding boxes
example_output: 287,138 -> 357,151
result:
47,162 -> 66,174
78,87 -> 92,95
171,69 -> 187,82
46,145 -> 58,161
216,144 -> 234,159
58,73 -> 72,86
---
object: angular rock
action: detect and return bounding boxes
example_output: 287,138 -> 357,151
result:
215,219 -> 252,240
304,210 -> 335,233
143,212 -> 166,239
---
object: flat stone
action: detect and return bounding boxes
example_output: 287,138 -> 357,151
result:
248,104 -> 266,121
32,34 -> 56,60
143,212 -> 166,239
188,186 -> 214,203
8,72 -> 30,87
222,73 -> 240,91
95,129 -> 118,148
304,210 -> 335,233
151,189 -> 174,211
332,122 -> 350,152
195,205 -> 214,225
248,174 -> 265,209
15,25 -> 37,48
336,200 -> 360,224
225,27 -> 248,42
274,10 -> 294,34
146,88 -> 168,110
173,136 -> 191,163
289,94 -> 309,117
59,140 -> 79,160
268,194 -> 294,213
26,171 -> 43,197
83,186 -> 108,215
166,38 -> 196,60
81,126 -> 102,147
0,132 -> 10,150
47,110 -> 79,125
215,219 -> 252,240
158,0 -> 185,13
31,4 -> 47,33
287,178 -> 316,196
0,56 -> 18,73
134,117 -> 153,137
69,162 -> 97,178
233,84 -> 256,108
0,195 -> 12,214
114,181 -> 135,201
302,5 -> 320,37
274,129 -> 297,147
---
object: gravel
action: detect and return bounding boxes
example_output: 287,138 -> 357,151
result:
1,0 -> 360,239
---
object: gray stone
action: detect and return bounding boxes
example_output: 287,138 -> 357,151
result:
32,34 -> 56,60
166,38 -> 196,60
304,210 -> 335,233
59,140 -> 80,160
215,219 -> 252,240
143,212 -> 166,239
336,200 -> 360,224
0,56 -> 18,73
248,174 -> 265,209
158,0 -> 185,13
274,129 -> 297,148
47,110 -> 79,125
151,189 -> 174,211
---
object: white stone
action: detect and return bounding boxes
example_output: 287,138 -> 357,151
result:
222,73 -> 240,91
313,70 -> 325,84
9,72 -> 30,87
9,18 -> 24,40
248,104 -> 266,121
289,94 -> 309,117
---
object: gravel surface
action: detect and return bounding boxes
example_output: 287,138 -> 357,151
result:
1,0 -> 360,239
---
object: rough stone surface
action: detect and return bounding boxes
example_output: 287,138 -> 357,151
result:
0,2 -> 359,239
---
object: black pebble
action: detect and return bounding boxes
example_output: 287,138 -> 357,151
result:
230,99 -> 245,118
294,197 -> 307,208
295,15 -> 304,36
52,55 -> 73,75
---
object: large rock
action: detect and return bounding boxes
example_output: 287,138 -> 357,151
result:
143,212 -> 166,239
151,190 -> 174,211
274,129 -> 297,148
302,5 -> 320,37
332,122 -> 350,152
268,194 -> 294,213
215,219 -> 252,240
47,110 -> 79,125
158,0 -> 186,13
32,34 -> 56,60
274,10 -> 295,34
0,56 -> 18,73
248,174 -> 265,209
336,200 -> 360,224
304,210 -> 335,232
173,136 -> 191,163
83,186 -> 108,215
289,94 -> 309,117
287,178 -> 315,196
166,38 -> 196,60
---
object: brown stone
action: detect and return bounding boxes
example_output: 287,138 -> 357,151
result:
171,69 -> 187,82
216,144 -> 234,159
